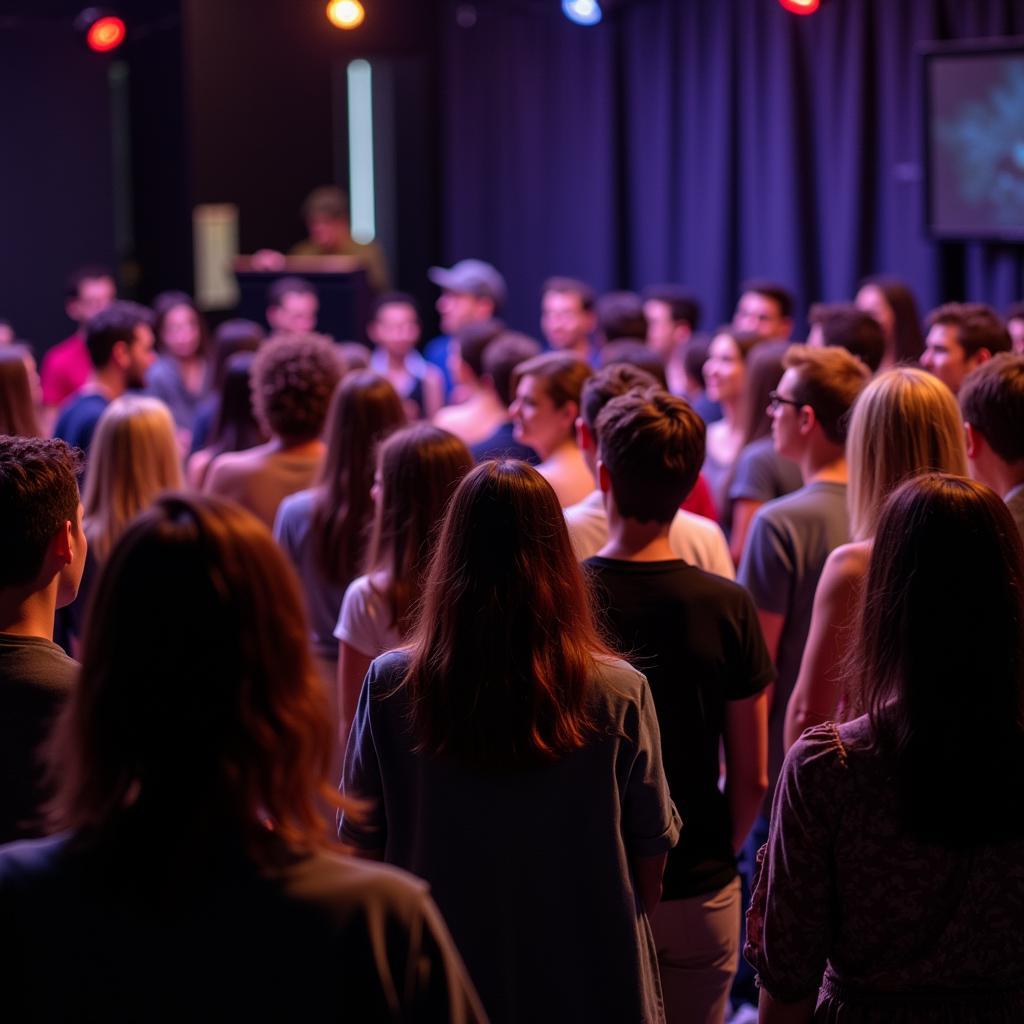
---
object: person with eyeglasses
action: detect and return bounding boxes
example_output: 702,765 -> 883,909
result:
733,346 -> 870,1000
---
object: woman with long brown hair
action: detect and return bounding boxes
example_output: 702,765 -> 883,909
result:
334,423 -> 473,737
748,474 -> 1024,1021
0,494 -> 483,1021
342,460 -> 680,1024
0,346 -> 42,437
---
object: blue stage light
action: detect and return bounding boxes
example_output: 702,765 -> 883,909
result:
562,0 -> 602,27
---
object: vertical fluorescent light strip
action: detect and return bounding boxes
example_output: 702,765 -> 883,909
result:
347,59 -> 375,244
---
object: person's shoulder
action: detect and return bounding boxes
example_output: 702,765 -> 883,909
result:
591,654 -> 647,699
207,444 -> 268,487
368,648 -> 412,684
0,634 -> 78,690
277,487 -> 317,521
293,848 -> 430,916
784,719 -> 861,783
822,539 -> 871,582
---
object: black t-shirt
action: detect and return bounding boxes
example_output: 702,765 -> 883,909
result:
0,633 -> 77,844
586,557 -> 774,900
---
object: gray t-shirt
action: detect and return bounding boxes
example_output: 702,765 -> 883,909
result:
738,481 -> 849,803
342,650 -> 680,1024
0,633 -> 77,844
729,436 -> 803,505
273,488 -> 348,660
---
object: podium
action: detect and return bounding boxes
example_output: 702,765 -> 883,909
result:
233,256 -> 373,342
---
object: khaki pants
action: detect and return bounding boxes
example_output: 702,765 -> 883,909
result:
651,876 -> 741,1024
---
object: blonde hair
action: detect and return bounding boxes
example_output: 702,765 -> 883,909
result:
846,367 -> 967,541
83,396 -> 183,562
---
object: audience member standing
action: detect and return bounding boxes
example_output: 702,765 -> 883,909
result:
53,302 -> 155,457
739,347 -> 869,836
732,281 -> 794,343
855,275 -> 925,368
508,351 -> 594,506
266,277 -> 319,336
643,285 -> 701,397
342,460 -> 679,1024
40,266 -> 116,416
0,348 -> 42,437
959,353 -> 1024,540
432,320 -> 507,445
204,333 -> 341,528
0,438 -> 85,844
335,425 -> 473,738
586,389 -> 772,1024
146,291 -> 212,448
468,333 -> 542,463
748,474 -> 1024,1022
806,303 -> 886,373
540,277 -> 597,360
783,367 -> 966,750
920,302 -> 1011,394
0,494 -> 483,1021
565,364 -> 733,577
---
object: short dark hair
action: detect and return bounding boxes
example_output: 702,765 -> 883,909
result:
926,303 -> 1011,361
369,291 -> 419,321
301,185 -> 349,222
0,436 -> 81,589
682,336 -> 711,386
740,280 -> 795,320
542,277 -> 596,312
65,265 -> 114,302
251,333 -> 343,441
642,285 -> 701,330
266,276 -> 318,309
598,340 -> 668,388
580,363 -> 660,432
597,388 -> 705,522
595,291 -> 646,341
455,319 -> 506,379
959,353 -> 1024,464
85,301 -> 153,369
783,344 -> 870,445
809,302 -> 886,372
481,333 -> 542,405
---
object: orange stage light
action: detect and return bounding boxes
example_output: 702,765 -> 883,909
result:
326,0 -> 366,30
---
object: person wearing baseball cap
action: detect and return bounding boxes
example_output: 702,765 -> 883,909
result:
424,259 -> 507,399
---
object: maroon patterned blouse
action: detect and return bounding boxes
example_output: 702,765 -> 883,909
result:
745,717 -> 1024,1022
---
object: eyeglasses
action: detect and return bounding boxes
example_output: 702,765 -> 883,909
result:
768,391 -> 803,412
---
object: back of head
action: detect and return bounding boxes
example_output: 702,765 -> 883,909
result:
251,333 -> 342,442
809,302 -> 886,372
83,396 -> 184,562
959,353 -> 1024,464
481,333 -> 542,405
47,494 -> 343,856
783,343 -> 870,445
454,319 -> 506,380
209,352 -> 265,456
313,372 -> 406,588
0,436 -> 80,591
846,367 -> 967,540
210,319 -> 265,393
580,362 -> 660,432
85,301 -> 153,369
598,340 -> 668,388
597,387 -> 705,520
367,424 -> 474,631
510,351 -> 592,410
595,291 -> 647,341
642,285 -> 701,330
851,473 -> 1024,844
926,303 -> 1012,360
406,461 -> 607,769
0,347 -> 41,437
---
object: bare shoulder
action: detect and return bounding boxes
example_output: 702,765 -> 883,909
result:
824,539 -> 872,582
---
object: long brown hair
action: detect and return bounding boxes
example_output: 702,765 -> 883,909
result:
364,424 -> 474,634
403,460 -> 612,769
848,473 -> 1024,845
311,372 -> 406,587
46,494 -> 350,861
0,347 -> 41,437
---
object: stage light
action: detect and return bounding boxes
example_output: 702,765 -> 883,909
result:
562,0 -> 602,27
778,0 -> 820,13
75,8 -> 126,52
327,0 -> 365,29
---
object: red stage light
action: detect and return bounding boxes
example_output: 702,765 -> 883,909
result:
87,16 -> 125,51
779,0 -> 820,13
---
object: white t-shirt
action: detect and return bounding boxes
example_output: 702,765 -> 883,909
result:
564,490 -> 735,579
334,573 -> 401,658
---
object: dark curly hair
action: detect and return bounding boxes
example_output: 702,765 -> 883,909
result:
251,333 -> 343,442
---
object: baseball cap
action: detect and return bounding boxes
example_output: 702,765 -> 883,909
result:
427,259 -> 507,307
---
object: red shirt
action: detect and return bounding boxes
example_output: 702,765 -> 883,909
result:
40,332 -> 92,408
681,472 -> 718,521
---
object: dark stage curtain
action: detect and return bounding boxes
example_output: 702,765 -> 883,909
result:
439,0 -> 1024,335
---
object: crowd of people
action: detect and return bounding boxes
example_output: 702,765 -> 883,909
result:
1,253 -> 1023,1024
